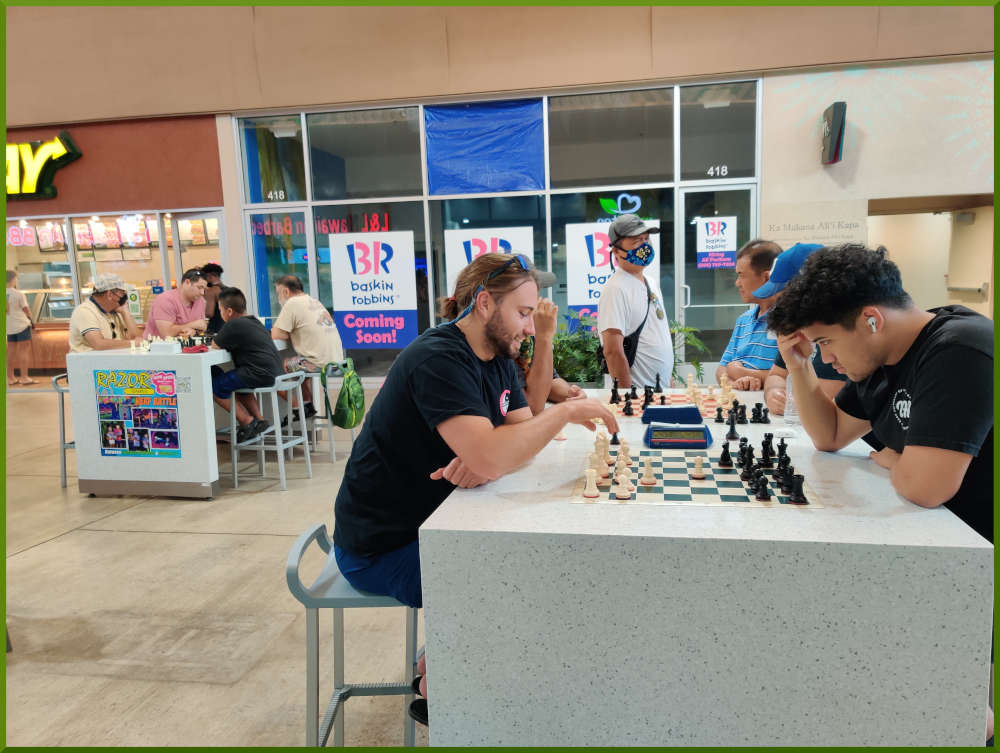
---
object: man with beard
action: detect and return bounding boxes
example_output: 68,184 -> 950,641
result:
332,253 -> 618,726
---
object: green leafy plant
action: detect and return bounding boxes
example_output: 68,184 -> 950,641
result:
550,310 -> 603,385
670,320 -> 711,386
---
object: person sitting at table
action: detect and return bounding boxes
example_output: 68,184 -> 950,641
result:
271,274 -> 345,423
69,273 -> 141,352
332,253 -> 619,726
210,287 -> 285,443
715,239 -> 781,390
200,262 -> 227,335
144,268 -> 208,339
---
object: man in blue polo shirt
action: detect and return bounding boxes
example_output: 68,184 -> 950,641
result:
715,239 -> 781,390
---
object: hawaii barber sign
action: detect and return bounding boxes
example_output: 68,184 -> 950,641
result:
329,230 -> 419,348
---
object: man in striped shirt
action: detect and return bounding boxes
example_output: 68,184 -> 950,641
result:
715,239 -> 781,390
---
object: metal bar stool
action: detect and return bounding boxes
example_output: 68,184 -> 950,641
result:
52,373 -> 75,488
228,372 -> 312,491
286,523 -> 418,747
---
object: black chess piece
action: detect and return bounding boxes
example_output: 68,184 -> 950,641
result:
750,404 -> 762,424
610,385 -> 620,405
759,444 -> 773,468
623,400 -> 634,417
725,410 -> 739,441
715,406 -> 724,424
737,404 -> 748,424
755,479 -> 772,501
718,442 -> 733,468
780,465 -> 796,494
776,437 -> 787,458
653,373 -> 663,393
629,385 -> 638,400
735,445 -> 745,468
659,395 -> 666,406
609,432 -> 620,446
789,474 -> 808,504
612,377 -> 619,392
740,461 -> 755,482
731,398 -> 740,413
761,407 -> 770,424
739,437 -> 749,449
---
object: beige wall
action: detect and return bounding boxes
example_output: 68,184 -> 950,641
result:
6,6 -> 993,127
867,213 -> 952,311
761,57 -> 994,218
946,205 -> 994,318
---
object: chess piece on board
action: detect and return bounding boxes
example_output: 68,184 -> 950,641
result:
761,407 -> 770,424
623,401 -> 634,417
718,442 -> 733,468
653,373 -> 663,393
659,395 -> 666,406
715,406 -> 725,424
690,456 -> 706,480
789,475 -> 807,504
776,437 -> 788,459
629,385 -> 638,401
614,475 -> 632,500
755,478 -> 772,501
725,410 -> 739,441
640,457 -> 657,486
583,468 -> 600,499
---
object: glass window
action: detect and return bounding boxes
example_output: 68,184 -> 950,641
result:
240,116 -> 307,204
679,82 -> 756,181
249,211 -> 309,321
73,213 -> 167,327
6,218 -> 74,324
307,108 -> 422,200
175,217 -> 222,275
313,202 -> 428,377
428,195 -> 547,319
550,187 -> 675,324
548,89 -> 674,188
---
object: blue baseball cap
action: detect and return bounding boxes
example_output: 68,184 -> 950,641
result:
752,242 -> 824,298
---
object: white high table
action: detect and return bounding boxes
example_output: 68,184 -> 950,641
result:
66,347 -> 232,499
419,390 -> 993,746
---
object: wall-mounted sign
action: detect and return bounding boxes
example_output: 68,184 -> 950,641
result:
6,130 -> 81,199
329,230 -> 418,349
695,216 -> 738,269
443,226 -> 535,296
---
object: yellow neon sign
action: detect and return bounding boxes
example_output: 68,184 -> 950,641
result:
6,130 -> 81,199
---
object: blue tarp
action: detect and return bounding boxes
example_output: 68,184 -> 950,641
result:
425,100 -> 544,195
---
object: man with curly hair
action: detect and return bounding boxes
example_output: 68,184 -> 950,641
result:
768,243 -> 993,545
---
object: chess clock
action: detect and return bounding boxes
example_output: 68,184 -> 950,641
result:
644,422 -> 713,449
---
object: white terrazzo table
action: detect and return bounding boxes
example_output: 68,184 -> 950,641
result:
419,391 -> 993,746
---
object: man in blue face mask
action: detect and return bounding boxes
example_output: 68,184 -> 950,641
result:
596,213 -> 674,390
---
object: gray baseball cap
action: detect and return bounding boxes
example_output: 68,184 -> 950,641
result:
608,213 -> 660,246
93,273 -> 127,292
534,269 -> 557,289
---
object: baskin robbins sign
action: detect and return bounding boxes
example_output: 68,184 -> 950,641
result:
329,230 -> 418,348
564,219 -> 661,321
443,226 -> 534,296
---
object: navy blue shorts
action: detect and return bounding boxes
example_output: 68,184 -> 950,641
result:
211,366 -> 249,400
7,326 -> 31,343
334,539 -> 422,608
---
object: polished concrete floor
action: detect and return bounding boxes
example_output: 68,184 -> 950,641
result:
5,387 -> 428,746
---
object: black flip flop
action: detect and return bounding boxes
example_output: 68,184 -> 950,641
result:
411,675 -> 423,696
408,698 -> 428,726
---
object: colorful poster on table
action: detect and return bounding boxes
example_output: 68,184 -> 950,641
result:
695,216 -> 738,269
328,230 -> 418,349
443,226 -> 535,297
565,220 -> 661,323
94,369 -> 181,458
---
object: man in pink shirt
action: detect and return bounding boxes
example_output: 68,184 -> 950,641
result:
145,268 -> 209,339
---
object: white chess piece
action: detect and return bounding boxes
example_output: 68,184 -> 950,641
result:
691,455 -> 707,480
640,456 -> 657,486
582,468 -> 600,499
130,341 -> 136,354
590,452 -> 610,479
614,474 -> 632,500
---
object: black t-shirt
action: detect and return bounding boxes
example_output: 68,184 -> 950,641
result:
213,315 -> 284,388
334,323 -> 528,556
835,305 -> 993,542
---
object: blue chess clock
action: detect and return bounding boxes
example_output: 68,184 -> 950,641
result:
644,422 -> 713,449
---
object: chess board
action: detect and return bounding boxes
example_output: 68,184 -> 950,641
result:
606,389 -> 735,420
571,448 -> 823,508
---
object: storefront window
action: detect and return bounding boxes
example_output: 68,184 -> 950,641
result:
428,195 -> 547,319
6,218 -> 74,323
548,89 -> 674,188
307,108 -> 422,200
550,188 -> 675,325
313,201 -> 428,376
679,82 -> 756,181
249,211 -> 309,321
240,116 -> 307,204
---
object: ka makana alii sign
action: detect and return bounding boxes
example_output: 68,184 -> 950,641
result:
6,130 -> 81,199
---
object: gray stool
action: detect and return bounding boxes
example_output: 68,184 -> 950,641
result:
52,373 -> 75,488
228,372 -> 312,491
286,523 -> 418,747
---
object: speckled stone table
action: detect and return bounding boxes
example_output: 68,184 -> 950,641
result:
419,392 -> 993,746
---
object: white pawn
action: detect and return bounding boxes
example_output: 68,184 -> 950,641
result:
640,456 -> 657,486
622,447 -> 633,466
590,452 -> 610,480
614,474 -> 632,500
582,468 -> 600,499
690,455 -> 707,480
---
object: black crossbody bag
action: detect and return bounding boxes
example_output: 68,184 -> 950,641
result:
597,277 -> 652,373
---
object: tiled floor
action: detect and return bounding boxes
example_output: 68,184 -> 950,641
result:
5,387 -> 427,746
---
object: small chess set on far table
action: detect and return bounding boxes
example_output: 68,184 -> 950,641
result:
607,374 -> 744,420
131,334 -> 213,354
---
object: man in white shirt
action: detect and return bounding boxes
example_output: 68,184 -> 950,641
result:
597,214 -> 673,390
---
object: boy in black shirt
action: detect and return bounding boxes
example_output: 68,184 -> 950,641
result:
768,244 -> 993,544
210,287 -> 284,443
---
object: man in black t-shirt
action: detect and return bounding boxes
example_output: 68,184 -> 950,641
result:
768,244 -> 993,544
210,287 -> 284,443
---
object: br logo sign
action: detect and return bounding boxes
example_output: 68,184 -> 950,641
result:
463,236 -> 512,263
347,241 -> 393,275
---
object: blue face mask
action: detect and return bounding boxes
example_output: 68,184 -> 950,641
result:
620,241 -> 655,267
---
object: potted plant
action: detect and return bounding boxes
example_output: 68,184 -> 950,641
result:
670,320 -> 711,386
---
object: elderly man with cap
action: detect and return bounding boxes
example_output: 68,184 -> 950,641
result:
68,273 -> 140,352
596,213 -> 673,390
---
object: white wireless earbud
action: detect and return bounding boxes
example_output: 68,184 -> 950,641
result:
867,317 -> 877,333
